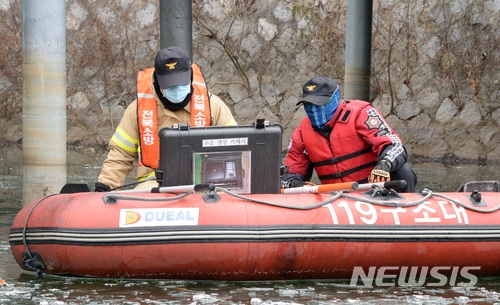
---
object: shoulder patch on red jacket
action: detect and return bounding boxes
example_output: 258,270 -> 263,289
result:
365,114 -> 383,130
364,109 -> 390,136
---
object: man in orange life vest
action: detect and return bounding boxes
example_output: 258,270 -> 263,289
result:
95,46 -> 237,191
282,76 -> 417,193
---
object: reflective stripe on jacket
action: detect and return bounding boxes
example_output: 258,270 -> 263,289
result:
111,126 -> 139,153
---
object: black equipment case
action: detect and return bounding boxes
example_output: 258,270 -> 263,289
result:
156,119 -> 283,194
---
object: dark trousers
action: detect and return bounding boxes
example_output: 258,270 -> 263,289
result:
391,163 -> 418,193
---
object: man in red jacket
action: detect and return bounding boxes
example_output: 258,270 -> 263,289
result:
282,76 -> 417,192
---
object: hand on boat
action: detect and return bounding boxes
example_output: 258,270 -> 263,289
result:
281,179 -> 305,188
94,182 -> 111,192
368,159 -> 391,183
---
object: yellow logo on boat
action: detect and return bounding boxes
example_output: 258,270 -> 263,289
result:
125,211 -> 141,225
119,208 -> 200,227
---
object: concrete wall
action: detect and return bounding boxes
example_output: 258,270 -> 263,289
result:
1,0 -> 498,163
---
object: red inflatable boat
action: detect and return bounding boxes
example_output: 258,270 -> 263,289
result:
8,182 -> 500,281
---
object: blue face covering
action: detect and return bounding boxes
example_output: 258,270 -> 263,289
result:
163,84 -> 191,103
304,85 -> 340,130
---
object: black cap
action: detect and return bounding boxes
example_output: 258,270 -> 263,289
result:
154,47 -> 192,89
296,76 -> 338,106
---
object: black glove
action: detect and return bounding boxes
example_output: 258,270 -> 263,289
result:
290,179 -> 305,188
281,171 -> 306,189
281,178 -> 305,189
368,158 -> 392,183
94,182 -> 111,192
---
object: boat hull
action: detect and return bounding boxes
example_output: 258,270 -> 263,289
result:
9,191 -> 500,281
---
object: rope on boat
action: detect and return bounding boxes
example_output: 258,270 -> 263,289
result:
216,187 -> 345,209
215,187 -> 433,210
98,186 -> 499,213
20,194 -> 56,278
217,187 -> 500,212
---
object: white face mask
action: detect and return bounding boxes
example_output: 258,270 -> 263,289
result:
162,84 -> 191,103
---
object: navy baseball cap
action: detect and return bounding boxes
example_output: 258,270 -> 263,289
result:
154,47 -> 192,88
296,77 -> 338,106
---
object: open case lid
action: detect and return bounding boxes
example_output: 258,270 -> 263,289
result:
157,119 -> 283,194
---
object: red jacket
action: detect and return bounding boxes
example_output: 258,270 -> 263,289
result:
284,100 -> 404,184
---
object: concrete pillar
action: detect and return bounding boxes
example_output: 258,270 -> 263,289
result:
22,0 -> 67,205
159,0 -> 193,59
344,0 -> 373,101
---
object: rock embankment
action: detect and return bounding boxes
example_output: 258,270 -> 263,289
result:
0,1 -> 498,163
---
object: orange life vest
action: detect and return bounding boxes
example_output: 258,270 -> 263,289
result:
137,64 -> 211,168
